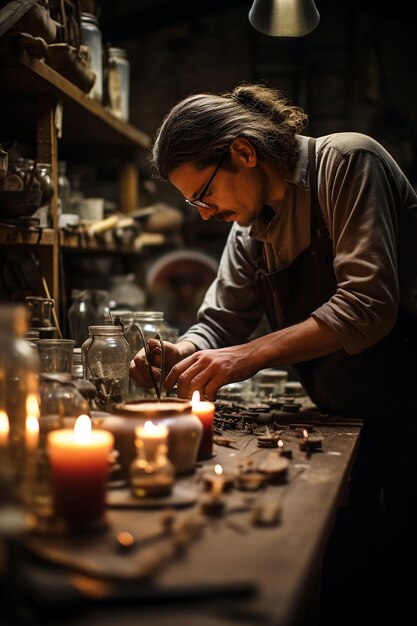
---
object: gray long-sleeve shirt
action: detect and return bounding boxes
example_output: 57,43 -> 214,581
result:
180,133 -> 417,355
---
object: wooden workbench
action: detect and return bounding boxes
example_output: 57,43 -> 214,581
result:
8,409 -> 362,626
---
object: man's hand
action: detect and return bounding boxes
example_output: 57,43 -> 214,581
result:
129,339 -> 197,388
164,344 -> 259,401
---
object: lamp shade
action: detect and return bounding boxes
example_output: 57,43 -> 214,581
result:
248,0 -> 320,38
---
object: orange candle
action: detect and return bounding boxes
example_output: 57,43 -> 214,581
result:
47,414 -> 114,528
191,391 -> 215,460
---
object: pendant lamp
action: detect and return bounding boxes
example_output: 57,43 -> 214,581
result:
248,0 -> 320,37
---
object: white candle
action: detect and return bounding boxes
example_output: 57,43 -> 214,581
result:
135,420 -> 168,455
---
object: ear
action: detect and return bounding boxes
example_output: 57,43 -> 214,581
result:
230,138 -> 257,167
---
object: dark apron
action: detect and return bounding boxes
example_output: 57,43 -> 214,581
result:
255,137 -> 417,420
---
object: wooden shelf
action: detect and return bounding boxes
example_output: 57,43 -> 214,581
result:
0,224 -> 55,246
0,51 -> 151,150
60,229 -> 165,253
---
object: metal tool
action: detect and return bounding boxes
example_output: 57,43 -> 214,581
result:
136,326 -> 165,400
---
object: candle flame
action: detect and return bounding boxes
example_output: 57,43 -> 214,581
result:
191,390 -> 200,405
303,429 -> 309,439
214,464 -> 223,476
74,414 -> 92,445
0,410 -> 9,437
140,420 -> 168,437
26,415 -> 39,438
26,394 -> 40,419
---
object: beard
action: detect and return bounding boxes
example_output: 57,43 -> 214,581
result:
213,206 -> 261,227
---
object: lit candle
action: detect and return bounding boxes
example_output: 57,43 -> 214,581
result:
200,465 -> 226,517
135,420 -> 168,455
299,429 -> 323,453
47,414 -> 114,528
191,391 -> 215,460
131,421 -> 173,498
25,416 -> 39,451
277,439 -> 293,459
0,410 -> 9,447
202,463 -> 234,494
26,394 -> 40,450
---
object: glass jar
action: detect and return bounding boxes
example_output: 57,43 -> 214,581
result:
81,12 -> 103,102
58,161 -> 71,213
72,348 -> 84,380
0,304 -> 40,505
127,311 -> 168,400
32,372 -> 90,531
37,339 -> 75,374
107,46 -> 130,121
81,325 -> 130,411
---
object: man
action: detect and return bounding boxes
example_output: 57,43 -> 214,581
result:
130,83 -> 417,420
130,83 -> 417,623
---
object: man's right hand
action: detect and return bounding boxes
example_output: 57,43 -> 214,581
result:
129,339 -> 196,389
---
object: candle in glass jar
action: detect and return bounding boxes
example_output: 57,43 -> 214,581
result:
47,414 -> 114,528
191,391 -> 215,460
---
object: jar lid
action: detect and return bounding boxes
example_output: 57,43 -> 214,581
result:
81,12 -> 100,25
113,398 -> 191,417
108,47 -> 128,59
88,325 -> 124,335
132,312 -> 164,321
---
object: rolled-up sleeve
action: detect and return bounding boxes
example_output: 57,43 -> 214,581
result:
312,147 -> 400,354
179,224 -> 264,350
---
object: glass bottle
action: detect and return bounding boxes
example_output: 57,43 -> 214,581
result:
57,161 -> 71,213
129,422 -> 174,498
68,289 -> 96,348
81,325 -> 130,411
35,163 -> 54,228
81,12 -> 103,102
0,304 -> 40,505
25,296 -> 56,339
107,46 -> 130,121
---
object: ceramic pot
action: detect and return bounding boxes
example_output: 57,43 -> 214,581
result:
99,398 -> 203,477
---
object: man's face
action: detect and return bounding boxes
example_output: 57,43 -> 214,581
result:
169,141 -> 266,227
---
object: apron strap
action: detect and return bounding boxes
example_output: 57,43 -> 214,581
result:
308,137 -> 330,243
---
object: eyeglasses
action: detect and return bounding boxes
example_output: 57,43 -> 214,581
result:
185,152 -> 226,209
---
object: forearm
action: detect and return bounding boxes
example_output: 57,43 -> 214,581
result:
246,316 -> 343,370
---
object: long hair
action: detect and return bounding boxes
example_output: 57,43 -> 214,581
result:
150,83 -> 308,179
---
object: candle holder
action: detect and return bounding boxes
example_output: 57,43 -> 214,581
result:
277,439 -> 293,459
200,493 -> 225,517
202,466 -> 235,493
130,421 -> 174,498
298,429 -> 323,454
